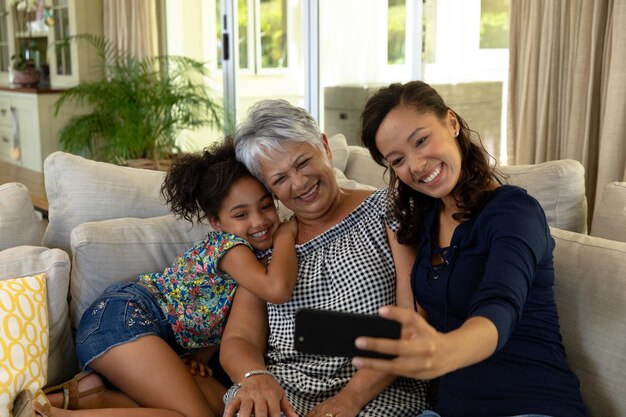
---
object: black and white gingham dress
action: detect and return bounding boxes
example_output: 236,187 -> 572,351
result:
265,188 -> 429,416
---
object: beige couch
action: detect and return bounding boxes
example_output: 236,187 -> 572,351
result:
1,134 -> 625,417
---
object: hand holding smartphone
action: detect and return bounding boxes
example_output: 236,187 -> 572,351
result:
294,308 -> 400,359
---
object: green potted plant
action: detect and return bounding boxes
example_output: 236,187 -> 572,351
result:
54,34 -> 223,168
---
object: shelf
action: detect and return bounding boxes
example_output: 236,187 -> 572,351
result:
15,31 -> 49,39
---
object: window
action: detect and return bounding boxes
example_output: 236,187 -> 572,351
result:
216,0 -> 287,72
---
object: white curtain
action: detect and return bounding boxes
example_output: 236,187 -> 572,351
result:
508,0 -> 626,219
103,0 -> 158,60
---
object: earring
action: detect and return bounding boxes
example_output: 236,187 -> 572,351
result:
454,131 -> 459,138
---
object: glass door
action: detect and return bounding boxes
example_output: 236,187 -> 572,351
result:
164,0 -> 307,151
318,0 -> 418,146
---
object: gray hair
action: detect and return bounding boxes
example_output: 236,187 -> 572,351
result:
233,99 -> 324,179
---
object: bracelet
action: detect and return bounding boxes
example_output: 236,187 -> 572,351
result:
238,369 -> 275,386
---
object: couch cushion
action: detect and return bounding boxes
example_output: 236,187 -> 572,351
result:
0,246 -> 76,387
69,215 -> 210,329
42,152 -> 170,254
551,227 -> 626,417
500,160 -> 587,233
344,145 -> 389,189
590,181 -> 626,242
0,183 -> 41,251
328,133 -> 349,173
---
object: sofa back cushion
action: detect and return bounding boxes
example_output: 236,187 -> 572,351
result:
0,183 -> 42,250
42,152 -> 170,254
69,215 -> 210,329
551,227 -> 626,417
0,246 -> 76,387
334,142 -> 587,233
590,181 -> 626,242
503,160 -> 587,233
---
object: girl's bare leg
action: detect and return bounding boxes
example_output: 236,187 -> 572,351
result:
47,335 -> 226,417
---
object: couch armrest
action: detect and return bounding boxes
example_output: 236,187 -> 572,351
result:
551,227 -> 626,416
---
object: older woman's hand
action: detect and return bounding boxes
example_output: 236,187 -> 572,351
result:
224,374 -> 298,417
303,390 -> 362,417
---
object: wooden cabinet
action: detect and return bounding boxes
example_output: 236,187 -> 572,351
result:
0,0 -> 103,88
0,88 -> 75,172
0,0 -> 102,171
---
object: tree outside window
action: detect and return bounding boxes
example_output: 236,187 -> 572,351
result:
387,0 -> 406,65
215,0 -> 287,71
480,0 -> 509,49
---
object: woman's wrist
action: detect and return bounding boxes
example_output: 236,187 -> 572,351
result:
238,369 -> 276,386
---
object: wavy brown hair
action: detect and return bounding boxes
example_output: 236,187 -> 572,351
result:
360,81 -> 502,246
161,138 -> 255,223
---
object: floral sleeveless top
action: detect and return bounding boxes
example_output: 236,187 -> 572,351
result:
137,231 -> 253,350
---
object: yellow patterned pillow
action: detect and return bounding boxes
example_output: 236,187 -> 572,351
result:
0,274 -> 48,417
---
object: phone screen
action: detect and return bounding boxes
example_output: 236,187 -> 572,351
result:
294,308 -> 401,359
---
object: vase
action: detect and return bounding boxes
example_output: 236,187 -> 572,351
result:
11,66 -> 40,88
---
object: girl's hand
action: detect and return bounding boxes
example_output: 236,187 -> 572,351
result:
223,375 -> 298,417
275,216 -> 298,242
181,356 -> 213,377
351,305 -> 452,380
181,346 -> 218,377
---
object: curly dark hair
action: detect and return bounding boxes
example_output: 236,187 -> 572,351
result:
360,81 -> 502,246
161,137 -> 254,223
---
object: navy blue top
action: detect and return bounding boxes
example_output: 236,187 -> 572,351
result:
411,185 -> 586,417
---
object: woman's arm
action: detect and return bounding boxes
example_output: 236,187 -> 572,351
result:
305,368 -> 396,417
220,286 -> 297,417
220,218 -> 298,304
385,225 -> 427,317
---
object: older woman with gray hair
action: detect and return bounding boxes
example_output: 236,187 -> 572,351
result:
220,99 -> 429,417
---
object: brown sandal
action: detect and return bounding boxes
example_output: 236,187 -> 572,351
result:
43,370 -> 104,410
31,400 -> 50,417
13,390 -> 35,417
13,390 -> 51,417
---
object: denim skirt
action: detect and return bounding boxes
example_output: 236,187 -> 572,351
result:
75,281 -> 183,370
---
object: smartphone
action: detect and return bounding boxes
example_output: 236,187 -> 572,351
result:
294,308 -> 401,359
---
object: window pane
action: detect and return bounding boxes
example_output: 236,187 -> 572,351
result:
238,0 -> 248,68
260,0 -> 287,68
53,0 -> 71,75
215,0 -> 248,69
0,0 -> 9,72
387,0 -> 405,64
480,0 -> 509,49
